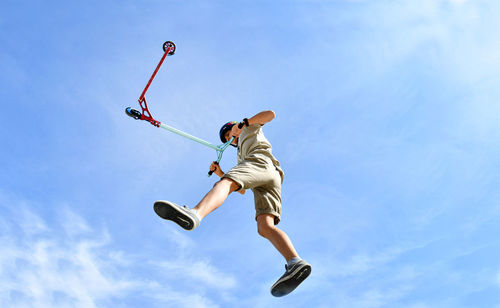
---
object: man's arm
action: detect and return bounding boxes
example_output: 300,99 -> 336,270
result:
248,110 -> 275,126
230,110 -> 276,139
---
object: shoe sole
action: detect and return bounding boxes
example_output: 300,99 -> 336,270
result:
271,264 -> 312,297
154,201 -> 194,230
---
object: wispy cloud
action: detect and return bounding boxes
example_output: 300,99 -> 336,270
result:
154,259 -> 237,290
0,209 -> 134,307
0,194 -> 237,307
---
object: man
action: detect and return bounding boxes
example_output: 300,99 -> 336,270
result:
154,110 -> 311,297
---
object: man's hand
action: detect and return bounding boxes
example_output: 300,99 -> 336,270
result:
209,161 -> 224,178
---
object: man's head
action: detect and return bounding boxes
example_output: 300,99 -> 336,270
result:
219,121 -> 239,147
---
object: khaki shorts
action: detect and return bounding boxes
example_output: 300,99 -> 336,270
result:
223,156 -> 284,225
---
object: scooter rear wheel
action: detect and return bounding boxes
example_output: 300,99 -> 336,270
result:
163,41 -> 176,55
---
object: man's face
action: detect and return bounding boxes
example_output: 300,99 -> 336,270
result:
224,131 -> 238,145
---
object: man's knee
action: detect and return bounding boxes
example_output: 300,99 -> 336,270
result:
214,177 -> 241,192
257,215 -> 276,238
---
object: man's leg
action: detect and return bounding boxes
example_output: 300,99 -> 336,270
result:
154,178 -> 240,231
193,178 -> 240,219
256,214 -> 299,261
257,214 -> 312,297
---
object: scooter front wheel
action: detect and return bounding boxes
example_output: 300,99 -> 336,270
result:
125,107 -> 142,120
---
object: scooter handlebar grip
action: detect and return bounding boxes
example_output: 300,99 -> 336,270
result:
208,161 -> 218,176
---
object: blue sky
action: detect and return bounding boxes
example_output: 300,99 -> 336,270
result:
1,0 -> 500,307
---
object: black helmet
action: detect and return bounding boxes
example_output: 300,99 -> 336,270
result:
219,121 -> 238,144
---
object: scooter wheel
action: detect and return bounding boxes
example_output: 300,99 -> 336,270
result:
163,41 -> 176,55
125,107 -> 142,120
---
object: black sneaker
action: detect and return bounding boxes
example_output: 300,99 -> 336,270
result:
154,200 -> 200,231
270,260 -> 312,297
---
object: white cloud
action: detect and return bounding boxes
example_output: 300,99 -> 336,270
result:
0,209 -> 136,307
348,285 -> 414,308
0,197 -> 237,307
59,206 -> 93,236
166,228 -> 196,252
155,259 -> 237,290
17,206 -> 50,236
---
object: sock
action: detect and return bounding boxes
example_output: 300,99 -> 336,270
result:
191,209 -> 202,222
287,257 -> 302,268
